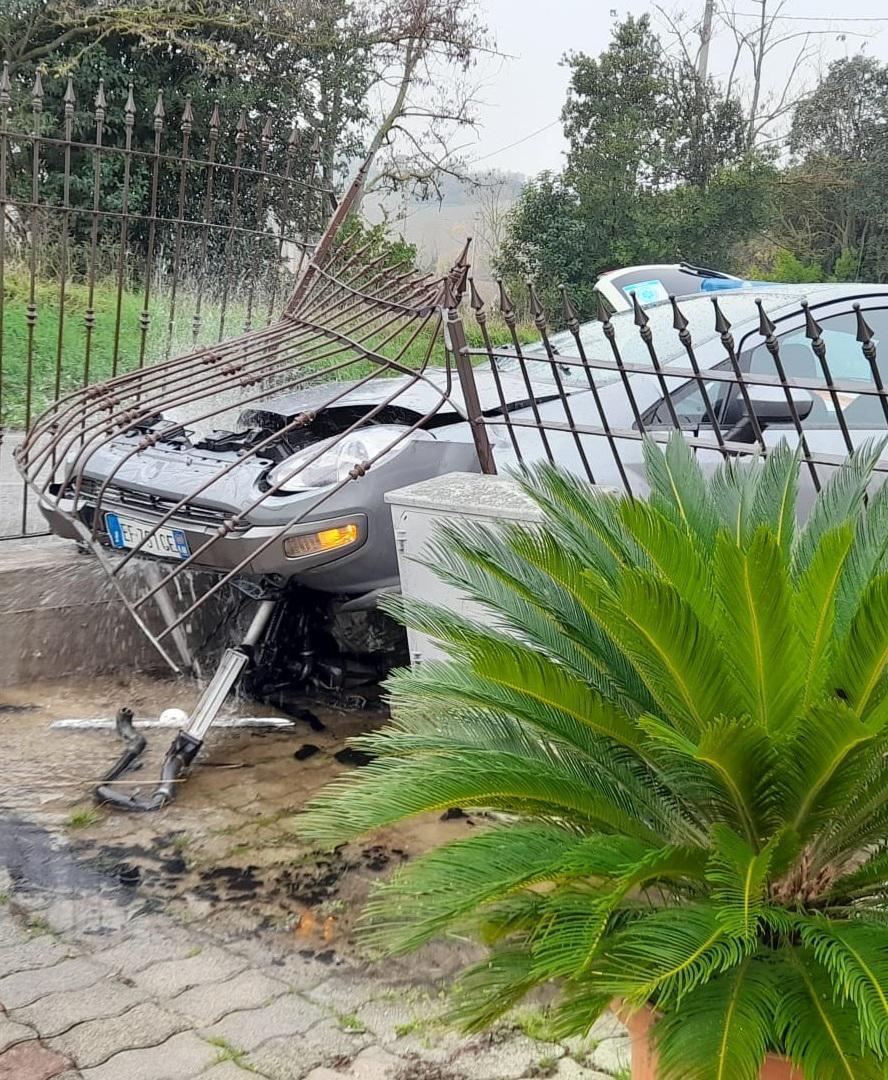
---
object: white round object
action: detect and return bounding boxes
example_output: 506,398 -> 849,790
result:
159,707 -> 189,727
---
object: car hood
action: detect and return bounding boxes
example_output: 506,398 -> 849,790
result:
248,364 -> 567,424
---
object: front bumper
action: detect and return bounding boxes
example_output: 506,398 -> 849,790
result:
39,496 -> 373,587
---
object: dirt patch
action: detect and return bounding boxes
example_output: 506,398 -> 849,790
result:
0,674 -> 481,967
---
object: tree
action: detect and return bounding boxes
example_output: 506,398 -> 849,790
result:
779,55 -> 888,281
497,14 -> 769,320
301,439 -> 888,1078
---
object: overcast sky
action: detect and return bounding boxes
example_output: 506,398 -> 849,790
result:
466,0 -> 888,175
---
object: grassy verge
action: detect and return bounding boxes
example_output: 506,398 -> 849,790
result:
0,269 -> 536,428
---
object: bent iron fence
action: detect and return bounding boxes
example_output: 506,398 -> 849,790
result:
0,62 -> 334,539
9,65 -> 888,666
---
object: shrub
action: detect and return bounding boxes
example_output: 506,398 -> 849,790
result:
301,436 -> 888,1079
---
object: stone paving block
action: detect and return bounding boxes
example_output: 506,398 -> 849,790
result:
301,1016 -> 372,1060
303,1071 -> 342,1080
0,1039 -> 73,1080
94,929 -> 198,978
347,1044 -> 405,1079
588,1037 -> 630,1076
168,968 -> 289,1026
134,945 -> 247,998
240,942 -> 337,991
457,1035 -> 564,1080
0,1015 -> 35,1052
243,1033 -> 327,1080
79,1031 -> 218,1080
0,917 -> 28,951
201,992 -> 326,1051
303,973 -> 380,1014
0,958 -> 108,1009
48,1002 -> 187,1069
0,936 -> 71,975
13,979 -> 147,1038
200,1062 -> 257,1080
553,1062 -> 613,1080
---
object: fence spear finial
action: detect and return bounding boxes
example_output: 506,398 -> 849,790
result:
32,69 -> 44,111
497,279 -> 516,323
527,281 -> 545,327
800,299 -> 822,340
756,297 -> 776,338
711,295 -> 731,335
631,291 -> 649,328
441,274 -> 457,310
595,291 -> 613,325
561,284 -> 580,330
0,61 -> 10,104
94,78 -> 105,122
669,294 -> 688,332
209,100 -> 221,138
181,93 -> 194,134
287,121 -> 300,154
236,107 -> 248,142
853,302 -> 874,345
124,83 -> 135,124
469,276 -> 485,315
261,113 -> 273,149
153,89 -> 165,130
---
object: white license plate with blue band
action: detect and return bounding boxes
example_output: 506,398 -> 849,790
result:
105,513 -> 190,559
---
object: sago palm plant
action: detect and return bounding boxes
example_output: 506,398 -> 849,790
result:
300,435 -> 888,1080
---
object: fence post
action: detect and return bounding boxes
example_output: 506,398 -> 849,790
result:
443,289 -> 497,475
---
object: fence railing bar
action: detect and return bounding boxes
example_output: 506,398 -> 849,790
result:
110,84 -> 136,378
755,299 -> 821,491
216,110 -> 249,341
137,90 -> 166,371
163,95 -> 194,360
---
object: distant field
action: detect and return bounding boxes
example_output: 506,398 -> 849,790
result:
0,269 -> 535,428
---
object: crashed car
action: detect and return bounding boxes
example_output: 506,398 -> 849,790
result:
17,169 -> 888,809
33,279 -> 888,607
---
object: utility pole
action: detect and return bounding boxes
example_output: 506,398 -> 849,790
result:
697,0 -> 715,81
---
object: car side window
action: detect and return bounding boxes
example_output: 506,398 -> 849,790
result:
646,360 -> 732,427
745,306 -> 888,429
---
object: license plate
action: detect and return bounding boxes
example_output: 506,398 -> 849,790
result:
105,513 -> 190,560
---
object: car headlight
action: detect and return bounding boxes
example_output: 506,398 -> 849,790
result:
266,424 -> 434,493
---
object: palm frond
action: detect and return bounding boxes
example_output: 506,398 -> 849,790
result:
706,826 -> 780,940
834,571 -> 888,720
446,948 -> 542,1033
835,478 -> 888,636
597,570 -> 740,736
794,524 -> 855,707
792,440 -> 885,579
797,917 -> 888,1057
616,497 -> 714,624
655,955 -> 777,1080
643,432 -> 718,544
774,950 -> 884,1079
713,527 -> 804,732
359,823 -> 586,954
589,904 -> 751,1007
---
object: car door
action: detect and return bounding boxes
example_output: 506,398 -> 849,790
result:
739,302 -> 888,513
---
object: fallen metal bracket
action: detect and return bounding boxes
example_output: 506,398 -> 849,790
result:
95,598 -> 278,811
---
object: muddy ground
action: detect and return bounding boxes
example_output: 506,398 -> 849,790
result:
0,673 -> 482,977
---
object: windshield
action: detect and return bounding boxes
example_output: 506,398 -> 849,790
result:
496,292 -> 802,388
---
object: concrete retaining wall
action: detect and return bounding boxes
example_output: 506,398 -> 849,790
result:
0,540 -> 168,685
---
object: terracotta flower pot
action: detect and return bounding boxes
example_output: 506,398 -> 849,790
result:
621,1003 -> 800,1079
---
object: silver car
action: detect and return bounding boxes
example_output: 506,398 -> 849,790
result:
32,282 -> 888,602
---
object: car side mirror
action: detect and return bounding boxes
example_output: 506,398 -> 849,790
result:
722,384 -> 814,438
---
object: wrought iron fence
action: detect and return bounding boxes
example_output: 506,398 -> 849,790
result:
449,277 -> 888,498
0,62 -> 334,539
13,107 -> 888,671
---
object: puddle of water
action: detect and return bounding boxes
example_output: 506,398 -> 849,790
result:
1,674 -> 480,968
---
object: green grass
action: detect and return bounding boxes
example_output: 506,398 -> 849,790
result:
66,806 -> 102,829
0,266 -> 536,428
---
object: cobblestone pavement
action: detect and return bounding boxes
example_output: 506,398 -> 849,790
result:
0,677 -> 632,1080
